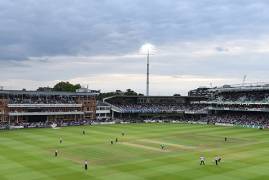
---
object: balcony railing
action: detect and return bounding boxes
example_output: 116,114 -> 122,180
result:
200,101 -> 269,105
208,106 -> 269,112
9,111 -> 84,116
8,104 -> 83,108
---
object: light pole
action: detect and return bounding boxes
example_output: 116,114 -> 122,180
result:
146,49 -> 150,96
140,43 -> 155,97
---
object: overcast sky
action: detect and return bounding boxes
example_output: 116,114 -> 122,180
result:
1,0 -> 269,95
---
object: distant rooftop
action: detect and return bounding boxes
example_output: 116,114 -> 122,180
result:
210,82 -> 269,92
0,89 -> 100,96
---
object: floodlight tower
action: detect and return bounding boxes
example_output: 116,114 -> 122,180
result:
140,43 -> 155,97
146,49 -> 150,96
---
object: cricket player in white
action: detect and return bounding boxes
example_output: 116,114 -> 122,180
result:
200,156 -> 205,165
84,160 -> 88,170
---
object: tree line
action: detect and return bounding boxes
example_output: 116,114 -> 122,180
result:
37,81 -> 81,92
37,82 -> 144,100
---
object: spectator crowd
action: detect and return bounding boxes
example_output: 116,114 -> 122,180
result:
198,113 -> 269,127
115,103 -> 207,113
210,91 -> 269,104
0,119 -> 92,130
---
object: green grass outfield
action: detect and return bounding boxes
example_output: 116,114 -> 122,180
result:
0,123 -> 269,180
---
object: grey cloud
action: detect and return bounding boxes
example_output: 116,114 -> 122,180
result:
1,0 -> 269,60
